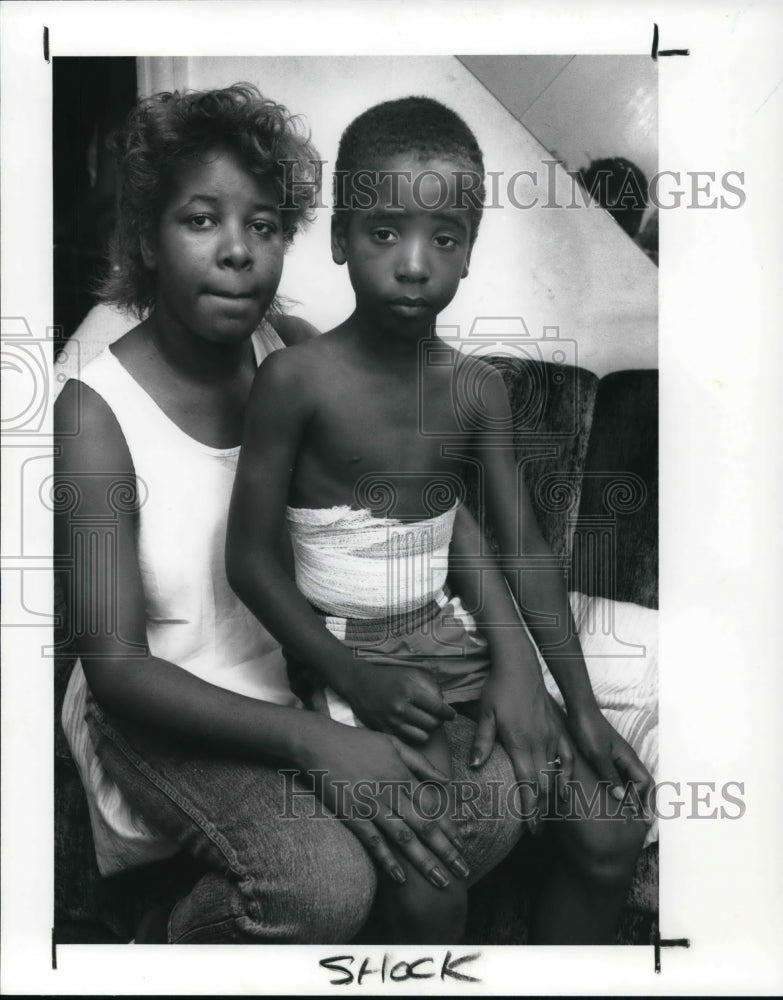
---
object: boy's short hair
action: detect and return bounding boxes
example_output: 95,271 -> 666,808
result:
333,96 -> 485,242
100,83 -> 320,316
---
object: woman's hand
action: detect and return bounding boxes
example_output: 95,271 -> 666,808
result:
338,661 -> 456,744
565,705 -> 653,818
298,719 -> 469,888
468,665 -> 574,825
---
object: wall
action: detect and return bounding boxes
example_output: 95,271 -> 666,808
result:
459,55 -> 658,191
70,54 -> 657,379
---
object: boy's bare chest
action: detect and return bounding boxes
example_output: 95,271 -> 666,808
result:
308,374 -> 462,470
295,367 -> 467,514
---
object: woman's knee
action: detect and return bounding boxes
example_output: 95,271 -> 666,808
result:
294,853 -> 377,942
241,830 -> 378,943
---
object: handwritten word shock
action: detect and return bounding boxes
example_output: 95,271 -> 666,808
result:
319,950 -> 482,986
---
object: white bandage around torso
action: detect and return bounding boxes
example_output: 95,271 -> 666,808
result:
285,503 -> 457,618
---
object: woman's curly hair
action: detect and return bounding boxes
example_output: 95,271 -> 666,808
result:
99,83 -> 320,317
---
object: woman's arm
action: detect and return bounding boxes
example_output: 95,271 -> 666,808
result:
55,378 -> 330,762
226,349 -> 455,743
54,378 -> 469,886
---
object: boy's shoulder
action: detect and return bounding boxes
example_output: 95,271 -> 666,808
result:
426,342 -> 511,425
268,313 -> 320,347
260,328 -> 342,384
431,340 -> 505,382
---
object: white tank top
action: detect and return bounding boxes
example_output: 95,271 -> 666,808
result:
61,322 -> 299,875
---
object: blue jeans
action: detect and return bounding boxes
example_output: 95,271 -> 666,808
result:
86,703 -> 522,943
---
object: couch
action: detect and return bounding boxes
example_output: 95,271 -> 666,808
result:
54,356 -> 658,945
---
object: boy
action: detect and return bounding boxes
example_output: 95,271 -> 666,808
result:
228,97 -> 650,943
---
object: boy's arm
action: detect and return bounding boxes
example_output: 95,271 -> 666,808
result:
226,349 -> 454,744
471,365 -> 652,798
448,504 -> 573,810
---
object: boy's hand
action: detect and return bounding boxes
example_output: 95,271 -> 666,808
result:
566,706 -> 653,819
339,662 -> 456,743
468,667 -> 573,826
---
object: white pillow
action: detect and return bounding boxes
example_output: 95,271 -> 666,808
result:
541,592 -> 659,845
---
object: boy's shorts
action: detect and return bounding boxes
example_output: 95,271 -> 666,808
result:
286,589 -> 492,727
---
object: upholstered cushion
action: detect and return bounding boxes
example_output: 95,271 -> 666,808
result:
570,370 -> 658,608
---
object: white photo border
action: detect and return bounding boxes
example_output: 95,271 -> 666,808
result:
2,0 -> 782,994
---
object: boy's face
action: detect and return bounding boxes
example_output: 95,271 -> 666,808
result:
143,147 -> 285,346
332,155 -> 474,335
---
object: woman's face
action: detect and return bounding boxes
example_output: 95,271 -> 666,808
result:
145,147 -> 285,346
